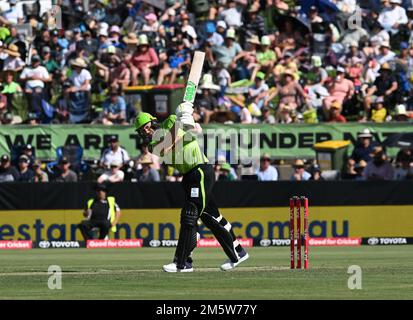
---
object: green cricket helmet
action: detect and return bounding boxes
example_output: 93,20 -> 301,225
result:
134,112 -> 157,131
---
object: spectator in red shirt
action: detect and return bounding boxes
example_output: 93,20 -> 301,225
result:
129,34 -> 159,85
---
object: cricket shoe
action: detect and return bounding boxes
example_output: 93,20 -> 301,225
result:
220,250 -> 249,271
162,262 -> 193,273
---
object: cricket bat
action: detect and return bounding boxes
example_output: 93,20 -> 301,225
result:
183,51 -> 205,105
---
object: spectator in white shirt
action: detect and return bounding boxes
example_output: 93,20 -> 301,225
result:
219,1 -> 242,28
68,57 -> 92,123
257,154 -> 278,181
2,44 -> 25,72
2,0 -> 24,25
100,135 -> 130,168
375,41 -> 396,65
291,159 -> 312,181
97,160 -> 125,184
20,55 -> 50,116
378,0 -> 408,34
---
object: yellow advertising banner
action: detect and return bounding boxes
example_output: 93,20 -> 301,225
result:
0,206 -> 412,241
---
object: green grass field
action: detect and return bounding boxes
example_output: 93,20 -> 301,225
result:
0,246 -> 412,300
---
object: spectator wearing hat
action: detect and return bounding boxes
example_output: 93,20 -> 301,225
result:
142,13 -> 159,33
16,155 -> 34,182
378,0 -> 408,34
25,112 -> 40,125
205,22 -> 224,47
19,55 -> 51,117
308,6 -> 323,23
67,57 -> 92,123
130,34 -> 159,85
134,154 -> 160,182
161,8 -> 178,38
248,71 -> 269,116
309,163 -> 323,181
110,55 -> 132,90
194,74 -> 220,124
101,89 -> 127,125
212,28 -> 242,70
80,30 -> 99,56
179,12 -> 198,48
273,52 -> 299,82
227,94 -> 249,123
308,55 -> 328,86
322,66 -> 354,119
52,157 -> 78,182
97,160 -> 125,184
270,69 -> 307,115
291,159 -> 311,181
97,29 -> 111,56
260,107 -> 276,124
100,135 -> 130,168
257,154 -> 278,181
94,45 -> 120,83
19,144 -> 36,167
375,41 -> 396,65
364,63 -> 398,112
108,25 -> 123,49
370,96 -> 388,122
363,146 -> 395,180
393,104 -> 410,122
41,47 -> 60,74
216,163 -> 237,181
0,154 -> 19,183
349,129 -> 380,165
31,159 -> 49,183
339,41 -> 366,68
328,100 -> 347,123
137,144 -> 160,171
244,3 -> 265,39
122,32 -> 139,52
216,20 -> 227,38
250,35 -> 277,81
368,21 -> 390,51
2,44 -> 25,72
78,183 -> 121,241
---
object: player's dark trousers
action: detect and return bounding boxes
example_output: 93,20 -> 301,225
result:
174,164 -> 243,268
78,220 -> 111,240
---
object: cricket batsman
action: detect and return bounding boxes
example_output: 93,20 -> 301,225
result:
133,104 -> 249,272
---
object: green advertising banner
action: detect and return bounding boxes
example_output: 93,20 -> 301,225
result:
0,123 -> 412,160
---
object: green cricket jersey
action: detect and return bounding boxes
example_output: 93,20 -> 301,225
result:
149,115 -> 208,175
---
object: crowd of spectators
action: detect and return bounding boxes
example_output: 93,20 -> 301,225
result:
0,0 -> 412,126
1,128 -> 412,183
1,0 -> 413,184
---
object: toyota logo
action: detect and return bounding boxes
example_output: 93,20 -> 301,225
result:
260,239 -> 271,247
149,240 -> 161,247
39,241 -> 50,248
367,238 -> 379,245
